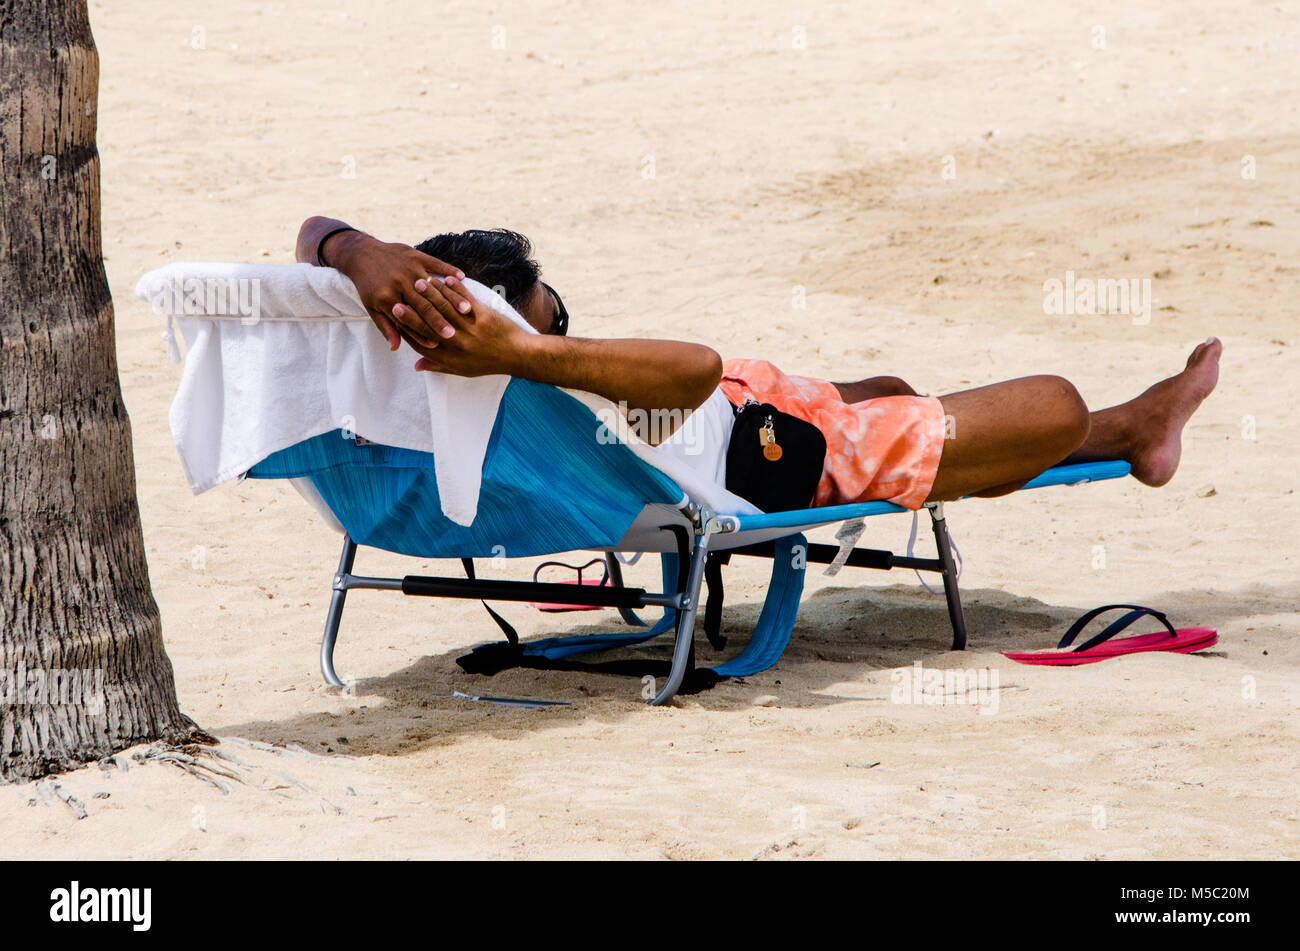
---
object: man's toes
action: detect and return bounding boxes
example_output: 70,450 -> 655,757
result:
1186,337 -> 1222,371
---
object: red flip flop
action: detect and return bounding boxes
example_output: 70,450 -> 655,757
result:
1003,604 -> 1218,666
529,558 -> 610,612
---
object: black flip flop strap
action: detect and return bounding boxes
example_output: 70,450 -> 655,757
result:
1058,603 -> 1177,653
531,558 -> 608,587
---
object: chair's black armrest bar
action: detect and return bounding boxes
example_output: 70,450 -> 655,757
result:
728,541 -> 944,573
887,555 -> 944,572
398,574 -> 650,608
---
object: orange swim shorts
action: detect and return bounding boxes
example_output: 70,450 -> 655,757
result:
718,359 -> 947,510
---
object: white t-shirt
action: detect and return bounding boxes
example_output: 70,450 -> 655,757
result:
654,387 -> 735,489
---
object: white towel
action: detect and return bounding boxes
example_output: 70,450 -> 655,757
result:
136,261 -> 756,528
136,261 -> 531,526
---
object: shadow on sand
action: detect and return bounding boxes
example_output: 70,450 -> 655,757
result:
214,579 -> 1293,757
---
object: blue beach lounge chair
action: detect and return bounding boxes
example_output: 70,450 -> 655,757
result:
246,376 -> 1131,705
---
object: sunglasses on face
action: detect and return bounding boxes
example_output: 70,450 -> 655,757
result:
541,282 -> 569,336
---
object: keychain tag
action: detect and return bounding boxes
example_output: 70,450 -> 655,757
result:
761,415 -> 784,461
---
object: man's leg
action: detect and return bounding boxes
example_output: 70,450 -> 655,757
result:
832,376 -> 917,402
926,376 -> 1092,501
925,338 -> 1222,501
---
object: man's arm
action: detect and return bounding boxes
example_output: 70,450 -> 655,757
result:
413,276 -> 722,421
298,217 -> 722,419
498,335 -> 723,419
295,215 -> 354,266
296,215 -> 471,350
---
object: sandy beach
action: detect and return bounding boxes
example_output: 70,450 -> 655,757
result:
4,0 -> 1298,859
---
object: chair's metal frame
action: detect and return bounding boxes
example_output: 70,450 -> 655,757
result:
316,501 -> 964,706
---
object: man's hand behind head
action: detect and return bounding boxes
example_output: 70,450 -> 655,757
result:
304,218 -> 469,350
409,276 -> 533,378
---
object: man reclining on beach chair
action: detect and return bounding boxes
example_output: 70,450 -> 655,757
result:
296,216 -> 1222,512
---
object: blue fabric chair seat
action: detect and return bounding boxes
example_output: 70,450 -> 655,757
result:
249,379 -> 683,558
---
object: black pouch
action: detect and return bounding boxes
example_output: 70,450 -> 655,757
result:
724,399 -> 827,513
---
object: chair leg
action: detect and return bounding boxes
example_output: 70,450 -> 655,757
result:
648,530 -> 713,706
320,534 -> 358,686
927,503 -> 968,651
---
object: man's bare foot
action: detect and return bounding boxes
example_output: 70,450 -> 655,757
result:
1126,338 -> 1222,486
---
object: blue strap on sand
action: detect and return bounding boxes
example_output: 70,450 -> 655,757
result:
516,534 -> 806,679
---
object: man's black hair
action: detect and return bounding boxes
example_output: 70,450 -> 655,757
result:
415,228 -> 539,310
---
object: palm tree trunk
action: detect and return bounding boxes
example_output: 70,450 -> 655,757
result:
1,0 -> 198,783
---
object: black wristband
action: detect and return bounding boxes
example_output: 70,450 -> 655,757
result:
316,226 -> 359,268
